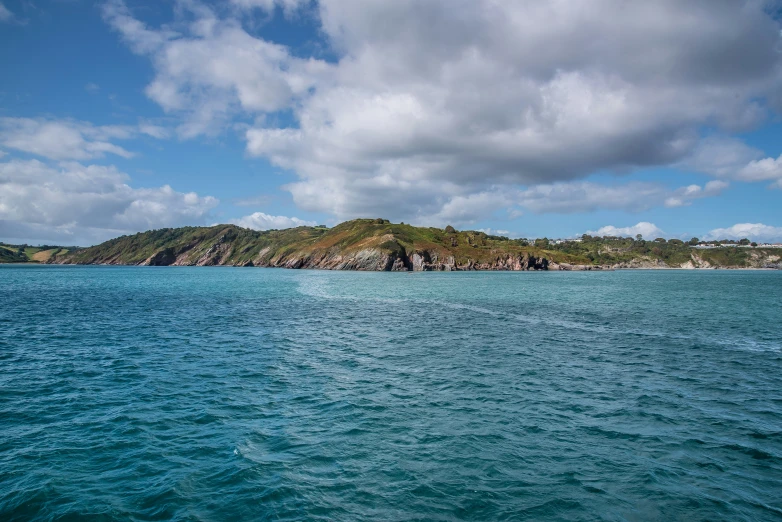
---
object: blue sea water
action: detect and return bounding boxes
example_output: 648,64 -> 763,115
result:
1,266 -> 781,521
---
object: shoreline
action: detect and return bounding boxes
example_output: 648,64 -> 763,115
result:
3,263 -> 779,272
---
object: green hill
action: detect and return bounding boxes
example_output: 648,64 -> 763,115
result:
0,244 -> 76,264
41,219 -> 782,271
52,219 -> 562,270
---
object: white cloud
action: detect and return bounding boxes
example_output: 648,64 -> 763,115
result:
100,0 -> 178,55
103,0 -> 332,138
228,212 -> 315,230
681,137 -> 782,188
0,117 -> 135,160
589,222 -> 665,239
738,154 -> 782,185
663,180 -> 729,208
0,159 -> 218,245
105,0 -> 782,222
705,223 -> 782,243
0,117 -> 174,161
0,2 -> 13,23
85,82 -> 100,93
248,0 -> 781,219
281,177 -> 728,229
680,137 -> 764,178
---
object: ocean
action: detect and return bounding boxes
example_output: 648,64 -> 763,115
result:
1,265 -> 781,521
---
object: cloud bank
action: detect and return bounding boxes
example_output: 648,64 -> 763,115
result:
0,159 -> 218,245
0,117 -> 137,161
103,0 -> 782,225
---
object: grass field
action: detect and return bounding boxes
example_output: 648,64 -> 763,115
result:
31,249 -> 59,262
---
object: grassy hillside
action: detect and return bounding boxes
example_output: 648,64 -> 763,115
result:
43,219 -> 782,270
0,244 -> 76,264
57,219 -> 565,269
3,220 -> 780,270
0,245 -> 27,263
546,235 -> 782,268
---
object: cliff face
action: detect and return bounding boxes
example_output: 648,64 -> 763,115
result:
49,219 -> 782,271
264,249 -> 553,272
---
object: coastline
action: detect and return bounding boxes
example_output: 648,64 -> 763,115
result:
5,220 -> 781,271
4,263 -> 779,272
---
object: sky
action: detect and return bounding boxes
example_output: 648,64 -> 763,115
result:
1,0 -> 782,246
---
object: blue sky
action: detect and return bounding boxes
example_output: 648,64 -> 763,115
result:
1,0 -> 781,246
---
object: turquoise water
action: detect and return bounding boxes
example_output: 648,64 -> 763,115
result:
1,266 -> 781,521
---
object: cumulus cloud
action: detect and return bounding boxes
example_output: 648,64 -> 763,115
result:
0,159 -> 218,245
0,117 -> 174,161
227,211 -> 316,230
663,180 -> 729,208
738,154 -> 782,186
0,117 -> 136,161
102,0 -> 332,138
705,223 -> 782,243
681,137 -> 782,188
680,137 -> 763,177
106,0 -> 782,223
281,177 -> 728,229
589,222 -> 665,239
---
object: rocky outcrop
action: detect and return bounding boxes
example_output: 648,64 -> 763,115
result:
145,248 -> 176,266
248,247 -> 411,272
611,258 -> 670,269
204,245 -> 559,272
400,251 -> 554,271
748,252 -> 781,269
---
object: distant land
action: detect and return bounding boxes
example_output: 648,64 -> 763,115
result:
2,219 -> 781,270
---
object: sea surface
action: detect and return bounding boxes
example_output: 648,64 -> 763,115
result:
1,266 -> 781,521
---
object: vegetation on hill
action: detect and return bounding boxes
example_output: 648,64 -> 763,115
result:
3,220 -> 780,270
27,219 -> 780,270
53,219 -> 565,270
0,243 -> 76,264
543,234 -> 780,268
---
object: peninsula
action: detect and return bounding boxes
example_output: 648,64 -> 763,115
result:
2,219 -> 780,270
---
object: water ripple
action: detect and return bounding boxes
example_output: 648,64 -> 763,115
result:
1,266 -> 781,520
